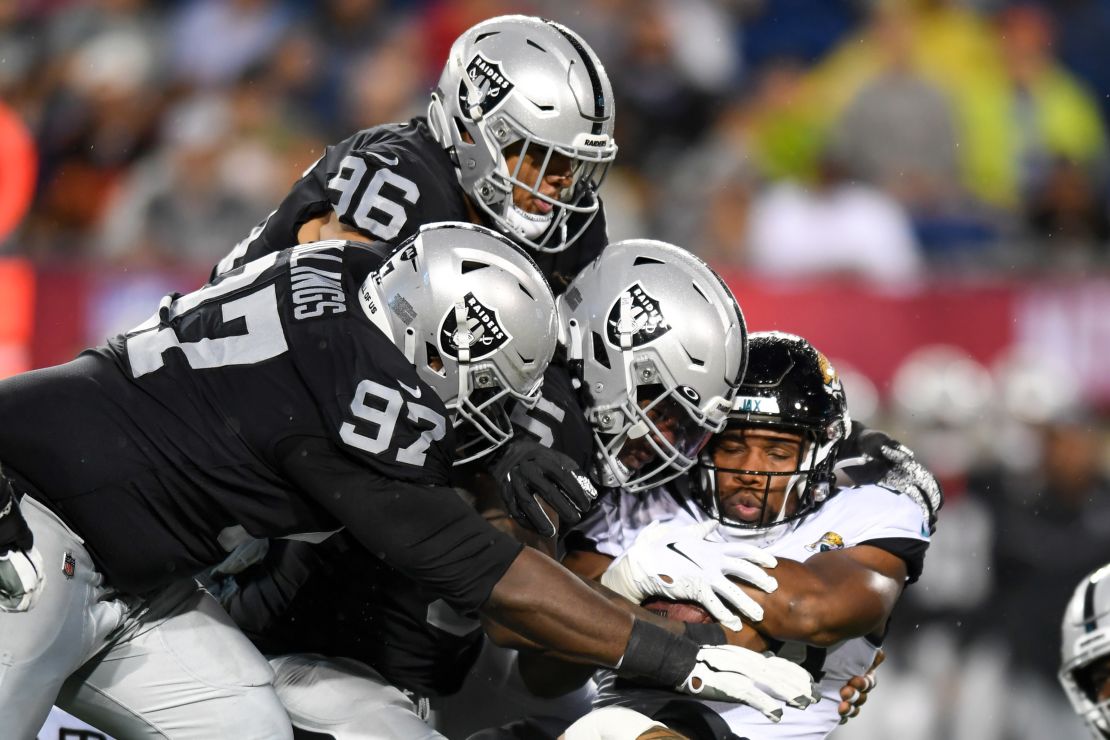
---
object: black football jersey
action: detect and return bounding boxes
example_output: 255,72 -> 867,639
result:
218,363 -> 597,697
226,532 -> 483,697
211,117 -> 609,294
0,241 -> 520,603
510,362 -> 595,473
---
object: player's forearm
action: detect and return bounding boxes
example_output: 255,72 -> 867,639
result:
482,547 -> 633,666
738,556 -> 895,647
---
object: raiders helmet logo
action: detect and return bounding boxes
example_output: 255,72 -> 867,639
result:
439,292 -> 512,360
459,53 -> 515,119
606,282 -> 672,348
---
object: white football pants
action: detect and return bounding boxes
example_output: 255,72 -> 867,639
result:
0,495 -> 292,739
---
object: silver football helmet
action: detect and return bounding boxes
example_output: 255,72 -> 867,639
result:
559,239 -> 747,492
359,222 -> 558,464
1061,564 -> 1110,739
427,15 -> 617,253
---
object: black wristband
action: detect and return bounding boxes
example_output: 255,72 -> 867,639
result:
619,618 -> 700,688
684,621 -> 728,646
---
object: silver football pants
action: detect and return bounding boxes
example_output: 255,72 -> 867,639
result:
0,495 -> 292,739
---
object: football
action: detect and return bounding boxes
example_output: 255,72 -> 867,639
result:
640,597 -> 715,624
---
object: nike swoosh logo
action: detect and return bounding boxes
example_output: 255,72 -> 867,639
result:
666,542 -> 700,568
367,151 -> 399,166
398,381 -> 421,398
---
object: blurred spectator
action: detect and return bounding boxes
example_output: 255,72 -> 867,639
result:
740,57 -> 827,182
738,0 -> 860,69
605,0 -> 729,172
169,0 -> 295,88
969,406 -> 1110,740
340,17 -> 429,130
806,0 -> 1003,139
962,3 -> 1107,210
23,13 -> 164,257
94,95 -> 273,265
655,99 -> 758,265
827,3 -> 1002,263
743,151 -> 925,282
1025,156 -> 1110,269
246,27 -> 340,138
831,4 -> 961,211
1053,0 -> 1110,124
418,0 -> 530,79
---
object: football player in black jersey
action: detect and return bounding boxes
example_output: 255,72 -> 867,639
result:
214,13 -> 618,538
214,14 -> 616,295
0,224 -> 817,739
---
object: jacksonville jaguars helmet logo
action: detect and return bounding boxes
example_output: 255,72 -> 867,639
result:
459,53 -> 515,119
438,292 -> 512,361
606,282 -> 672,348
805,531 -> 845,552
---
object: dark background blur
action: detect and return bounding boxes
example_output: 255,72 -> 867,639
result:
4,1 -> 1110,737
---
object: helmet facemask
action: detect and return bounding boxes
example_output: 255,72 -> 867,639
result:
697,422 -> 839,530
588,360 -> 727,493
1062,654 -> 1110,738
692,332 -> 849,532
486,124 -> 614,250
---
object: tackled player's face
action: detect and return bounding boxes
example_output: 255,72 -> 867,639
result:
612,399 -> 705,474
504,145 -> 574,214
712,428 -> 804,525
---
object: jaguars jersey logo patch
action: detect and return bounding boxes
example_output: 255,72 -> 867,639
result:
606,282 -> 671,349
438,292 -> 511,361
805,531 -> 845,552
459,53 -> 515,118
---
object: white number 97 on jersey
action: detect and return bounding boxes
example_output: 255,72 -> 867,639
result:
340,379 -> 446,466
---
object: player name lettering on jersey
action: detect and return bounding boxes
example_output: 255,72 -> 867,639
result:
290,243 -> 347,320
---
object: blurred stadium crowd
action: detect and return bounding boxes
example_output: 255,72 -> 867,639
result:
5,0 -> 1110,274
4,1 -> 1110,738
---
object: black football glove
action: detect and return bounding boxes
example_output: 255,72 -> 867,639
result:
836,424 -> 943,534
491,440 -> 598,537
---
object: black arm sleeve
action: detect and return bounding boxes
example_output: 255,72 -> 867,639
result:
860,536 -> 930,585
224,538 -> 332,639
275,435 -> 523,613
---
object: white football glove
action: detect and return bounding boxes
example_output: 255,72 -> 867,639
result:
679,644 -> 818,722
601,520 -> 777,630
0,546 -> 45,612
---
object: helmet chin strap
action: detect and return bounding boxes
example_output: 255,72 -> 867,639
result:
617,292 -> 651,440
452,300 -> 474,411
505,204 -> 554,240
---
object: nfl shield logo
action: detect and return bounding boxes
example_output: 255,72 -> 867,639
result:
62,552 -> 76,579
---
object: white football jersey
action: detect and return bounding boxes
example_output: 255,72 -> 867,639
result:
578,483 -> 930,739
